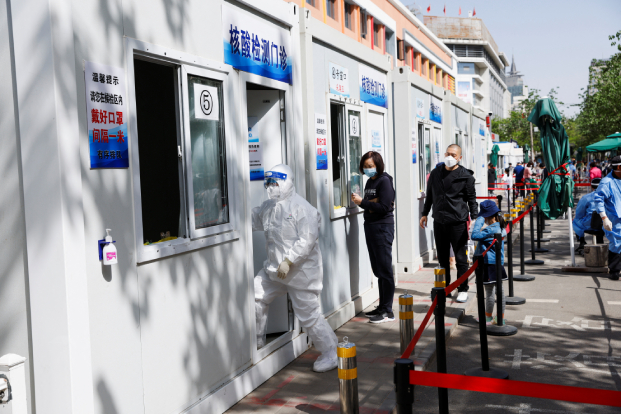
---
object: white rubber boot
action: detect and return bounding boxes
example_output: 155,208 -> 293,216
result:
307,319 -> 338,372
256,301 -> 269,349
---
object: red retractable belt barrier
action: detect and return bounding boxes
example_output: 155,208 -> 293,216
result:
400,296 -> 437,359
477,196 -> 498,200
400,240 -> 497,359
488,187 -> 539,191
409,371 -> 621,408
512,207 -> 532,225
444,240 -> 496,295
575,183 -> 593,187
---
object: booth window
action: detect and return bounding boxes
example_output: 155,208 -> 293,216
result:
330,102 -> 362,213
307,0 -> 316,6
418,125 -> 431,192
134,59 -> 185,244
133,57 -> 230,246
331,103 -> 347,209
348,109 -> 362,199
187,75 -> 229,230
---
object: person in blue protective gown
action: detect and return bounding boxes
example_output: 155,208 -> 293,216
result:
593,155 -> 621,280
253,164 -> 338,372
573,178 -> 603,253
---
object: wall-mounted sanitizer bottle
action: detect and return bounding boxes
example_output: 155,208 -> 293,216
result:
103,229 -> 118,265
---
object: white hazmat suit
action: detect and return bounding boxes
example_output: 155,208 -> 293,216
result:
253,164 -> 338,372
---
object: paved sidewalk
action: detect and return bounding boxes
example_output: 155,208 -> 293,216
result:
227,265 -> 478,413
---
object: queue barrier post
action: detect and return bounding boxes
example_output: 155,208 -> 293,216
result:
514,206 -> 536,281
399,292 -> 414,354
464,254 -> 509,379
394,358 -> 414,414
432,286 -> 449,414
487,233 -> 518,336
532,200 -> 550,250
541,203 -> 551,234
525,201 -> 544,265
505,215 -> 525,305
496,194 -> 503,211
507,188 -> 511,214
431,267 -> 445,301
338,337 -> 359,414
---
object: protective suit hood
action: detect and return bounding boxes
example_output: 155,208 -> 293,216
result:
265,164 -> 295,201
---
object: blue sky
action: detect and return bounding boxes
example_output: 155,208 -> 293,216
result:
399,0 -> 621,116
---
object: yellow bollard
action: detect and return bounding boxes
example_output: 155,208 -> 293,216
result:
399,292 -> 414,354
338,337 -> 359,414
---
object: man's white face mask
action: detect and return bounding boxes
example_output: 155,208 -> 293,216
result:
267,185 -> 281,199
444,155 -> 459,168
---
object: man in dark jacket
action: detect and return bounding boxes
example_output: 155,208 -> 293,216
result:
487,163 -> 496,196
420,144 -> 478,303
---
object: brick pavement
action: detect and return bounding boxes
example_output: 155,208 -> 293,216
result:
226,265 -> 478,413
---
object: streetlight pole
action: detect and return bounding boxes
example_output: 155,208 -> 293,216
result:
529,123 -> 535,162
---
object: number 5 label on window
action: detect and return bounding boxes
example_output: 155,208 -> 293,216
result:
193,84 -> 220,121
349,115 -> 359,137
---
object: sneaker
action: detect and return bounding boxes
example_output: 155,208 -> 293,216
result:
609,273 -> 620,281
474,317 -> 494,326
492,317 -> 507,325
456,292 -> 468,303
364,307 -> 382,317
369,312 -> 395,324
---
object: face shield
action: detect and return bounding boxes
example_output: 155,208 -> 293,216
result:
264,171 -> 288,199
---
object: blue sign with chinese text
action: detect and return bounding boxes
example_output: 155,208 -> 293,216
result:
359,64 -> 388,108
223,5 -> 292,84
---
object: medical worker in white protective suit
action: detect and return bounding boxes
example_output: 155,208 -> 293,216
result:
253,164 -> 338,372
593,155 -> 621,281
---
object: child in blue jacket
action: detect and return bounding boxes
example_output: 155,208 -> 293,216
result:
471,200 -> 508,325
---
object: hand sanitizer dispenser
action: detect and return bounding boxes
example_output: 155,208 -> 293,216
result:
102,229 -> 118,265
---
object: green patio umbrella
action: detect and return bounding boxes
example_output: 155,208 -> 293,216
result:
523,144 -> 530,163
586,132 -> 621,152
490,144 -> 500,179
527,98 -> 574,219
490,144 -> 500,166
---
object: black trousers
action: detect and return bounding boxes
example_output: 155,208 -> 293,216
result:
610,250 -> 621,276
433,221 -> 469,293
364,223 -> 395,313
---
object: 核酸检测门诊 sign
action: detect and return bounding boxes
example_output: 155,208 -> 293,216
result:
430,95 -> 442,124
84,61 -> 128,169
359,64 -> 387,108
223,4 -> 292,84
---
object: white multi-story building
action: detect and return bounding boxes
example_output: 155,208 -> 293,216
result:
424,16 -> 511,119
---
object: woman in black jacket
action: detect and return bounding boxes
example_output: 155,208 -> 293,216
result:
351,151 -> 396,324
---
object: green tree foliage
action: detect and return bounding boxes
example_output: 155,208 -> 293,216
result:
575,30 -> 621,145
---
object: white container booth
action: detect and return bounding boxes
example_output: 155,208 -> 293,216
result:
392,66 -> 446,273
298,10 -> 394,327
5,0 -> 311,413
